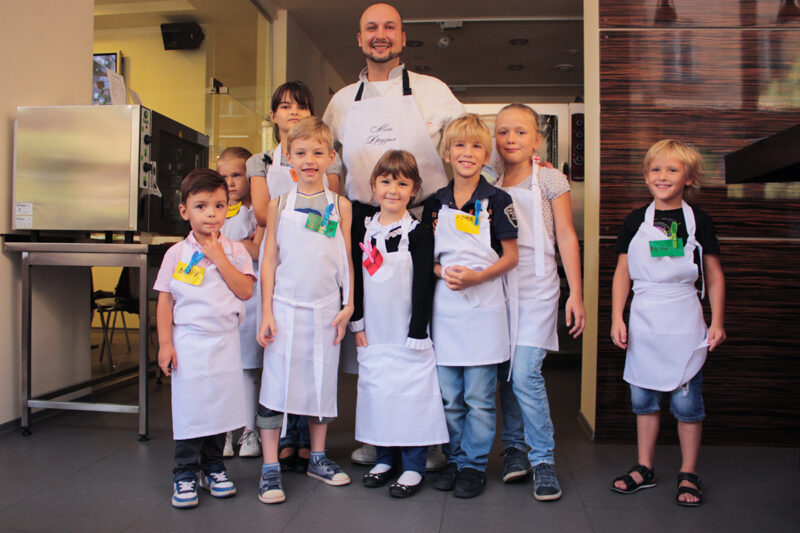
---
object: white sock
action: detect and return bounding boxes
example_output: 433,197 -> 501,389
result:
397,470 -> 422,486
369,463 -> 392,474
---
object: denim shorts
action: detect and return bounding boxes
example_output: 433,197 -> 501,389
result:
255,403 -> 334,430
629,371 -> 705,422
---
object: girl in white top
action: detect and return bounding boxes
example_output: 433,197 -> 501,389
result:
493,104 -> 586,501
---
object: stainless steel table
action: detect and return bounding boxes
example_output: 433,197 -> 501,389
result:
4,242 -> 152,440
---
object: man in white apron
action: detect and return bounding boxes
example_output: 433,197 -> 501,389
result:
322,1 -> 465,468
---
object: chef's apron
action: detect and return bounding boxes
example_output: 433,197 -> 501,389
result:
624,201 -> 709,391
499,164 -> 560,352
259,187 -> 349,432
221,204 -> 261,369
169,239 -> 247,440
355,214 -> 449,446
432,202 -> 511,366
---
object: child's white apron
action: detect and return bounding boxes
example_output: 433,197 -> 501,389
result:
625,201 -> 709,391
259,187 -> 349,428
432,202 -> 511,366
355,213 -> 449,446
499,164 -> 560,351
169,237 -> 247,440
221,205 -> 261,369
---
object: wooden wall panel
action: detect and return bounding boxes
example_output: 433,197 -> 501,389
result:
600,0 -> 796,28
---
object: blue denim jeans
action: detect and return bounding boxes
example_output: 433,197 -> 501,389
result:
498,346 -> 555,466
279,414 -> 310,449
376,446 -> 427,475
630,370 -> 705,422
437,364 -> 497,472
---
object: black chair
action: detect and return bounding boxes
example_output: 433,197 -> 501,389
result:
91,267 -> 140,371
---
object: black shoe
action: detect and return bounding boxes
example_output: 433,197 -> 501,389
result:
454,467 -> 486,498
433,462 -> 458,491
501,447 -> 532,483
294,454 -> 309,474
389,479 -> 423,498
278,447 -> 297,472
362,466 -> 396,488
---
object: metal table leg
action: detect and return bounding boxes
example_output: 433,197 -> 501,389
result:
138,254 -> 149,441
21,252 -> 32,436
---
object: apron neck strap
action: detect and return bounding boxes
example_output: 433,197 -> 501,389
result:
353,69 -> 411,101
354,82 -> 365,101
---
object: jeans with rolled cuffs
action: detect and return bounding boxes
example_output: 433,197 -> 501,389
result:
498,346 -> 555,466
437,364 -> 497,472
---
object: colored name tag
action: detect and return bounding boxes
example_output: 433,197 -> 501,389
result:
454,213 -> 479,234
305,212 -> 338,237
649,238 -> 685,257
362,246 -> 383,276
226,202 -> 241,218
173,262 -> 205,285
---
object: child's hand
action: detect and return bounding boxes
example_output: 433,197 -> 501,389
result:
565,294 -> 586,338
442,265 -> 482,290
611,320 -> 627,350
202,230 -> 227,266
158,344 -> 177,376
332,305 -> 354,345
257,314 -> 277,347
707,324 -> 727,351
354,331 -> 368,347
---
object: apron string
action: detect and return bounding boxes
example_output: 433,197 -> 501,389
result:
402,68 -> 411,96
354,82 -> 365,101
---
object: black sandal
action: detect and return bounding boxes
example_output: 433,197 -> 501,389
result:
611,464 -> 656,494
676,472 -> 703,507
389,479 -> 423,498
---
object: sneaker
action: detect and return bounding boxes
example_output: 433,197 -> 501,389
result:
532,463 -> 562,501
432,462 -> 458,491
258,469 -> 286,504
454,467 -> 486,498
350,444 -> 377,465
223,431 -> 234,458
425,445 -> 447,471
238,430 -> 261,458
172,476 -> 199,509
501,447 -> 532,483
199,469 -> 237,498
307,457 -> 351,486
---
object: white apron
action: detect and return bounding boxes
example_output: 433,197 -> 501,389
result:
499,165 -> 560,351
169,239 -> 247,440
221,204 -> 261,369
432,202 -> 511,366
259,187 -> 349,431
340,68 -> 448,206
624,201 -> 709,391
355,214 -> 449,446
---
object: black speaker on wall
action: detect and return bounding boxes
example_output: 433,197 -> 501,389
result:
160,22 -> 205,50
571,113 -> 585,182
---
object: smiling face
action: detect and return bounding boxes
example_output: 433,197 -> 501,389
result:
270,92 -> 312,141
216,156 -> 249,205
494,107 -> 541,168
179,187 -> 228,239
645,151 -> 693,210
358,3 -> 405,66
445,137 -> 490,181
372,173 -> 417,221
286,137 -> 335,190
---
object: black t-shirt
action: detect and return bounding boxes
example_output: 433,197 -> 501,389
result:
615,204 -> 720,268
422,176 -> 518,256
350,216 -> 435,341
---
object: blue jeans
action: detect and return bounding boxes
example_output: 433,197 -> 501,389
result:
437,364 -> 497,472
279,414 -> 310,449
498,346 -> 555,466
630,370 -> 705,423
376,446 -> 427,475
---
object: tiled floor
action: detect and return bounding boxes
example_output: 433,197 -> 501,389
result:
1,332 -> 798,532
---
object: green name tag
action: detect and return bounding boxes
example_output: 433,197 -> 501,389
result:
649,238 -> 684,257
305,212 -> 338,237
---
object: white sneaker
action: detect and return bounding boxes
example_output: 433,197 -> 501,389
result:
350,444 -> 377,465
238,430 -> 261,457
223,431 -> 234,458
426,444 -> 447,471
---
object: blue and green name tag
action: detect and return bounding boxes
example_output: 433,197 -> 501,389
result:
304,203 -> 337,238
649,221 -> 684,257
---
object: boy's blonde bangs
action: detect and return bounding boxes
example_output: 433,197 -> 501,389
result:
643,139 -> 704,198
286,116 -> 334,153
440,113 -> 492,159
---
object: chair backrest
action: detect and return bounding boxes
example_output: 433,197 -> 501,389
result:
114,267 -> 139,313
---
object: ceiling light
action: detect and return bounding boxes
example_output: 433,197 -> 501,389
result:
414,65 -> 432,73
507,64 -> 524,71
566,48 -> 579,55
406,40 -> 424,48
509,38 -> 529,46
437,35 -> 452,48
555,63 -> 575,71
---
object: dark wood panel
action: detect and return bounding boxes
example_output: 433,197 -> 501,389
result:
594,241 -> 800,445
599,29 -> 800,239
600,0 -> 795,28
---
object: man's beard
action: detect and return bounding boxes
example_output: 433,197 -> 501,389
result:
362,45 -> 403,64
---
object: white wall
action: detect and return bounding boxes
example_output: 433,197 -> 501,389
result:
0,0 -> 95,426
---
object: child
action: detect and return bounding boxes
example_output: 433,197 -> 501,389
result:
154,169 -> 256,509
610,139 -> 726,507
247,82 -> 343,471
217,146 -> 265,458
423,113 -> 519,499
351,150 -> 448,498
493,104 -> 586,501
255,117 -> 355,504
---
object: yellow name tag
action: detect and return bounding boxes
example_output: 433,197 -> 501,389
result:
173,262 -> 205,285
226,202 -> 241,218
454,213 -> 479,234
